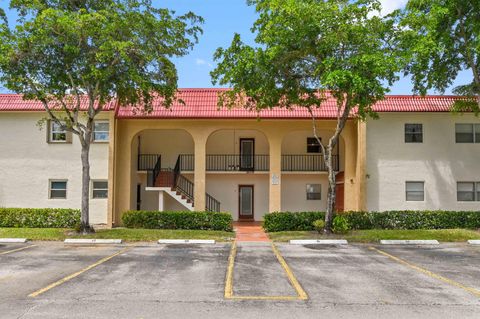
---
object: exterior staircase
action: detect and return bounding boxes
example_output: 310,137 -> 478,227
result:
147,155 -> 221,212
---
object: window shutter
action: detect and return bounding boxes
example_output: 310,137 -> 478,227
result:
46,119 -> 51,143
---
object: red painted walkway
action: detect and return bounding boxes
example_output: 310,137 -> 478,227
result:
233,222 -> 270,242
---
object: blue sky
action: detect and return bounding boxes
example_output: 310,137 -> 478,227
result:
0,0 -> 471,95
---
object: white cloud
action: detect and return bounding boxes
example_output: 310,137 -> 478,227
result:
377,0 -> 408,16
195,58 -> 213,68
195,58 -> 207,65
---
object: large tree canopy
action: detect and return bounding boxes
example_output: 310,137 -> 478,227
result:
0,0 -> 203,109
398,0 -> 480,113
0,0 -> 203,231
211,0 -> 404,231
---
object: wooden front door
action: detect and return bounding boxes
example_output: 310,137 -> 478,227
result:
238,185 -> 254,220
239,138 -> 255,171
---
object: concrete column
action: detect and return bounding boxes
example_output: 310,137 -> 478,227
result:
268,135 -> 282,212
113,122 -> 133,226
356,121 -> 367,211
106,112 -> 116,228
342,122 -> 358,211
158,190 -> 164,211
193,134 -> 207,211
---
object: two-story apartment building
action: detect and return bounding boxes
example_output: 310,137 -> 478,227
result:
0,89 -> 479,227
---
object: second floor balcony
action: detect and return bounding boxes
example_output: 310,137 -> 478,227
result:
138,153 -> 339,172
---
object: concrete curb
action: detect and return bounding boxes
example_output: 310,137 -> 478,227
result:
289,239 -> 348,245
380,240 -> 439,245
64,239 -> 123,245
0,238 -> 28,243
158,239 -> 215,244
467,240 -> 480,245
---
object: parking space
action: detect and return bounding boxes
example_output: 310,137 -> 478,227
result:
0,242 -> 122,299
277,244 -> 480,304
369,243 -> 480,294
0,242 -> 479,318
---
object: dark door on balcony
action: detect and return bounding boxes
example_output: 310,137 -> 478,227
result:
239,185 -> 254,220
240,138 -> 255,171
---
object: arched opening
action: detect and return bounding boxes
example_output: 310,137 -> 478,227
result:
280,129 -> 345,212
205,129 -> 270,221
131,129 -> 194,212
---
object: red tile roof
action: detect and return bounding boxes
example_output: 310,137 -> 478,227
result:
0,89 -> 463,119
0,94 -> 117,111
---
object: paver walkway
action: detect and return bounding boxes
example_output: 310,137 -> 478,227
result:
233,222 -> 270,242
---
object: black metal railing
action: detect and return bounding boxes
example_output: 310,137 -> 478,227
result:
178,154 -> 195,171
138,154 -> 161,171
175,174 -> 194,204
206,154 -> 269,171
146,156 -> 163,186
281,154 -> 339,172
206,193 -> 221,212
145,154 -> 220,212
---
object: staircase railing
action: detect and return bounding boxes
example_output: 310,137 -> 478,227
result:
146,155 -> 162,187
149,155 -> 221,212
175,174 -> 195,204
206,193 -> 221,212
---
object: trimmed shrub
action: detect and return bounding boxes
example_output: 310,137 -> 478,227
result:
121,210 -> 233,232
263,211 -> 325,232
0,208 -> 80,228
341,210 -> 480,230
263,210 -> 480,232
312,219 -> 325,233
332,215 -> 350,234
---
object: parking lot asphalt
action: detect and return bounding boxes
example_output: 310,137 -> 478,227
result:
0,242 -> 479,319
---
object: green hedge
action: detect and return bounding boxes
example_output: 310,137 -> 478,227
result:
263,212 -> 325,232
342,210 -> 480,230
263,210 -> 480,232
0,208 -> 80,228
122,210 -> 233,232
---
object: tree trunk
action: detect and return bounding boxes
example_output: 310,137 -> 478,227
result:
80,136 -> 93,234
324,145 -> 336,234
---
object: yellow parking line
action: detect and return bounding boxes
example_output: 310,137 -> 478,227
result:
29,246 -> 131,298
369,246 -> 480,298
224,241 -> 308,301
0,245 -> 37,256
224,241 -> 236,298
271,243 -> 308,300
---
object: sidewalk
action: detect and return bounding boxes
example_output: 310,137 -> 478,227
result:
233,222 -> 270,242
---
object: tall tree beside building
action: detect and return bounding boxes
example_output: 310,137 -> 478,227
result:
398,0 -> 480,113
211,0 -> 403,232
0,0 -> 203,233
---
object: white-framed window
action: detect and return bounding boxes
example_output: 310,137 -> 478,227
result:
49,180 -> 67,199
455,124 -> 480,143
406,181 -> 424,201
92,180 -> 108,199
49,121 -> 67,142
405,123 -> 423,143
457,182 -> 480,201
306,184 -> 321,200
93,121 -> 109,142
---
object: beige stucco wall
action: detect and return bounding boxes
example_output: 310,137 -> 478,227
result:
137,129 -> 194,168
0,112 -> 110,224
366,113 -> 480,211
207,129 -> 269,154
206,173 -> 269,221
281,174 -> 329,212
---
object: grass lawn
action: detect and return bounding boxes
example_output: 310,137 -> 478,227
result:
0,228 -> 235,242
268,228 -> 480,243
